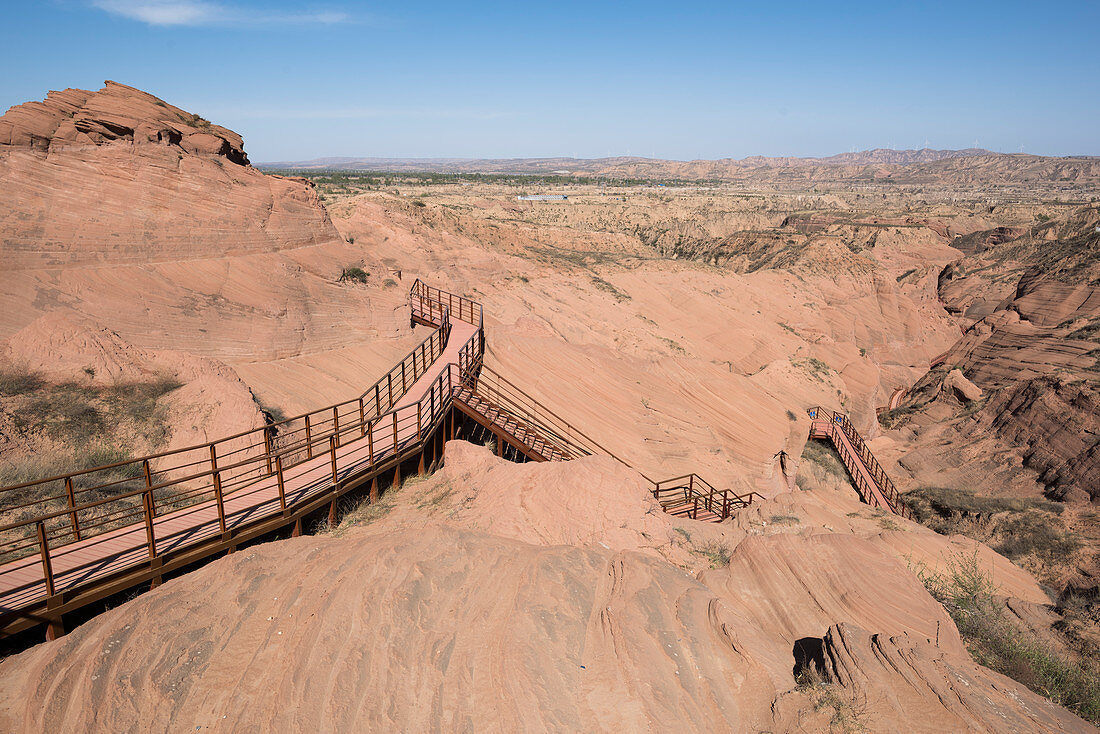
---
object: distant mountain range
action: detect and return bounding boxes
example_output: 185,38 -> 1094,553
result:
259,148 -> 999,174
258,148 -> 1100,187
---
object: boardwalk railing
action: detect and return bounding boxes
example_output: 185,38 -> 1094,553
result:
0,286 -> 467,567
455,363 -> 758,520
807,407 -> 913,519
652,474 -> 758,521
0,281 -> 487,638
0,276 -> 757,639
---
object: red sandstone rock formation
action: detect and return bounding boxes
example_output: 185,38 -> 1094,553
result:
0,443 -> 1088,732
0,81 -> 340,270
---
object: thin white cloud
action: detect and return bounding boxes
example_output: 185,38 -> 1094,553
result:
91,1 -> 351,27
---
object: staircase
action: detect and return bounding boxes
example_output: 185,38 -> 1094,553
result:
652,474 -> 755,522
0,280 -> 756,641
807,407 -> 912,519
449,363 -> 759,521
453,386 -> 571,461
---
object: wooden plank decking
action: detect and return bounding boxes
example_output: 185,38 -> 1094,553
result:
0,312 -> 476,627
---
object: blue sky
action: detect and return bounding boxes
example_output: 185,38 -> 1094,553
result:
1,1 -> 1097,161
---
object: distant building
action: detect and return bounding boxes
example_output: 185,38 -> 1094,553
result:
516,194 -> 568,201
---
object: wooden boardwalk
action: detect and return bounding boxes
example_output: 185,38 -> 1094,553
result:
808,407 -> 912,518
0,319 -> 478,622
0,282 -> 482,637
3,278 -> 918,640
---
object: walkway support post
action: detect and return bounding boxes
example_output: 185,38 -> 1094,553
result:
36,521 -> 55,599
64,476 -> 80,541
276,455 -> 287,512
305,415 -> 313,459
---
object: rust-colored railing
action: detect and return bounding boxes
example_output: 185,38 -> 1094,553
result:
457,364 -> 613,461
806,407 -> 913,519
652,474 -> 758,521
456,363 -> 754,520
0,273 -> 761,638
0,297 -> 452,560
0,282 -> 486,615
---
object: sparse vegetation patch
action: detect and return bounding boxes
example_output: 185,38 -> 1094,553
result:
916,552 -> 1100,724
339,265 -> 369,283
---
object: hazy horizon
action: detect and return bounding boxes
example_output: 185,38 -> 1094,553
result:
254,147 -> 1096,167
2,1 -> 1098,161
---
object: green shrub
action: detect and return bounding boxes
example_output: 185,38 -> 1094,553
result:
917,553 -> 1100,723
339,266 -> 369,283
0,366 -> 44,396
994,512 -> 1081,564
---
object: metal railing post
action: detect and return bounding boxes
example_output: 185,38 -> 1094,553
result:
142,459 -> 154,517
329,436 -> 338,484
276,455 -> 287,511
212,470 -> 227,533
367,417 -> 375,464
305,415 -> 313,459
359,398 -> 366,437
333,406 -> 341,449
142,489 -> 156,559
64,476 -> 80,541
36,521 -> 56,598
263,430 -> 274,475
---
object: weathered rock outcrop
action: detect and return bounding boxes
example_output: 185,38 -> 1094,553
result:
0,443 -> 1089,732
772,622 -> 1092,733
0,82 -> 246,162
0,82 -> 418,409
0,81 -> 340,270
894,208 -> 1100,503
943,368 -> 982,402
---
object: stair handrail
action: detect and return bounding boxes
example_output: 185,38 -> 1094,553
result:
807,407 -> 913,519
458,363 -> 756,519
0,282 -> 476,563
